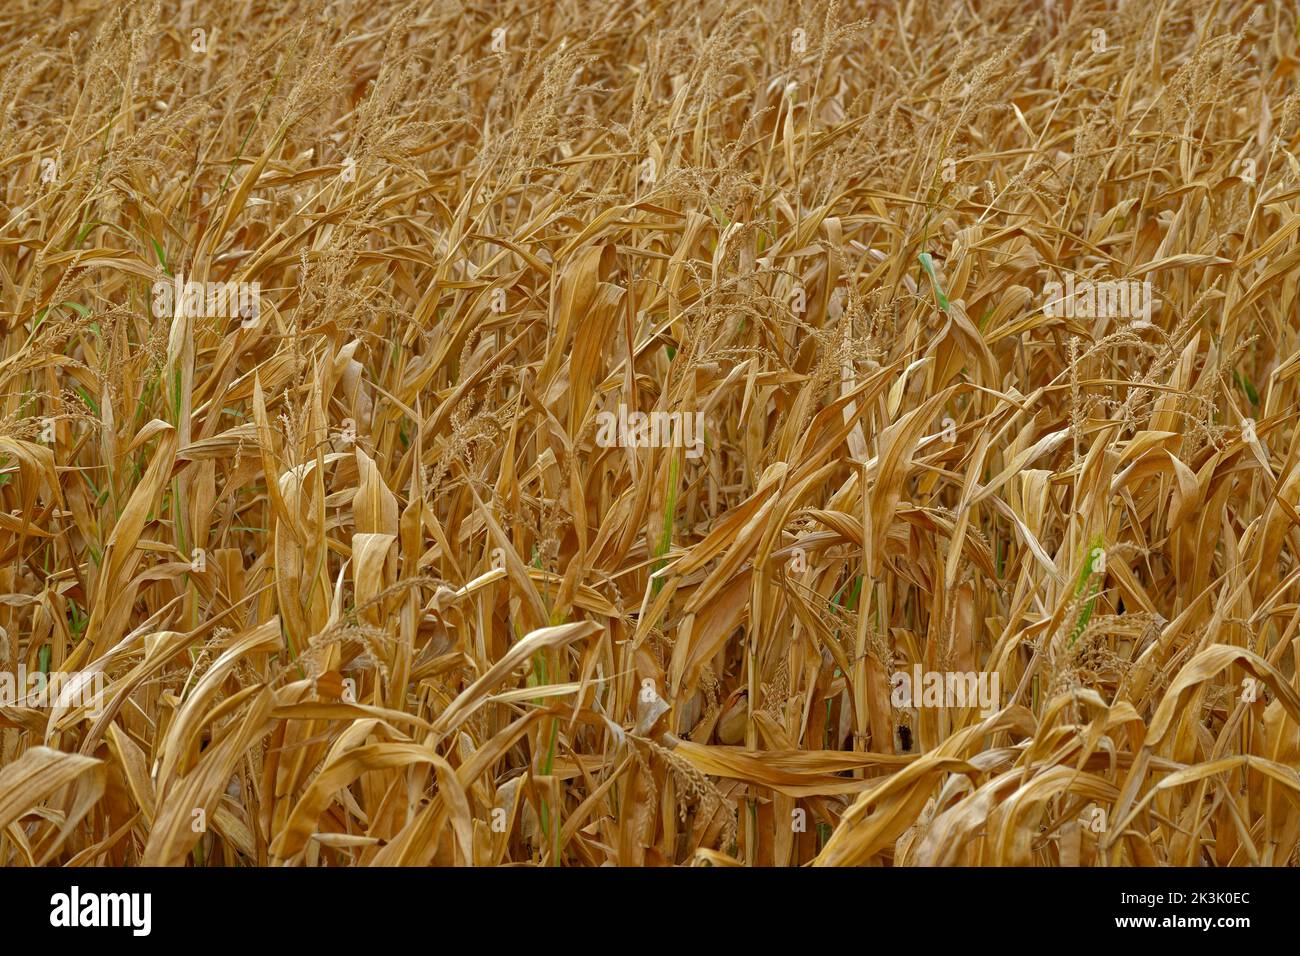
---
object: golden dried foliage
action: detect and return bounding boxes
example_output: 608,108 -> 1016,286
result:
1,0 -> 1299,866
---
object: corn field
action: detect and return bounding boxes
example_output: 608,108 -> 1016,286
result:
1,0 -> 1300,867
